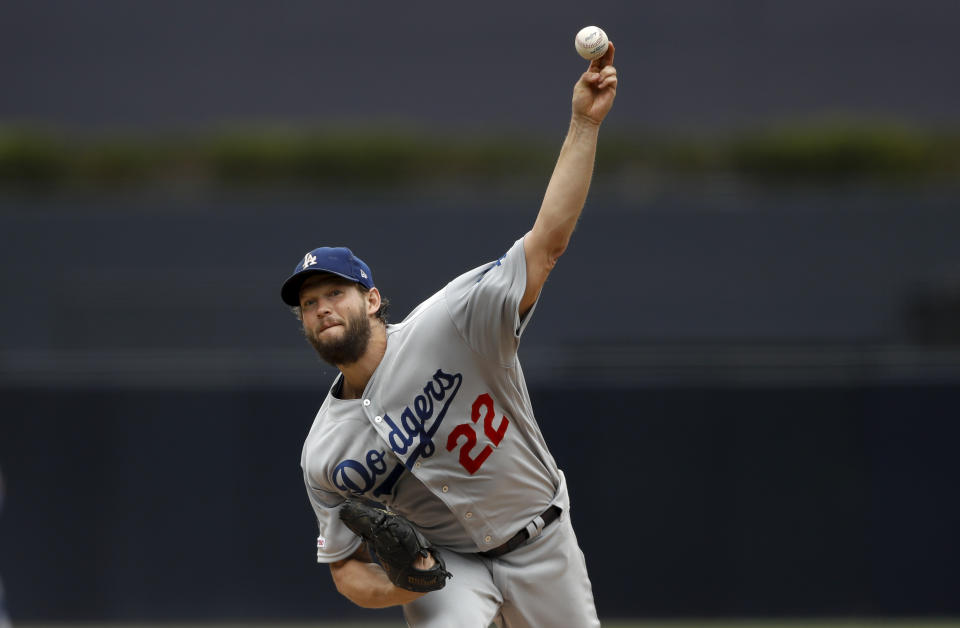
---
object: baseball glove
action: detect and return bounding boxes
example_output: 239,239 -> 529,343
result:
339,499 -> 452,592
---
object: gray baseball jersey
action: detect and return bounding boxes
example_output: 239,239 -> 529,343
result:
301,236 -> 570,561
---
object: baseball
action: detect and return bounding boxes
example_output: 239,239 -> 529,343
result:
574,26 -> 609,61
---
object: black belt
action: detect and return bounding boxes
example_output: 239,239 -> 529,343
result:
480,505 -> 562,559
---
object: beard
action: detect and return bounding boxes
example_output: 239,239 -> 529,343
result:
304,310 -> 372,367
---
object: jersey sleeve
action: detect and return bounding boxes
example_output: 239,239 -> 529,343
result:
303,478 -> 363,563
444,235 -> 539,365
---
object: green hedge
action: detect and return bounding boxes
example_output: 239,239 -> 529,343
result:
1,121 -> 958,189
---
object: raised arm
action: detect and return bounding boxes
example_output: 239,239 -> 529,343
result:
520,42 -> 618,317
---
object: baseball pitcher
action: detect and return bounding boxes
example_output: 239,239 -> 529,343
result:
283,42 -> 617,627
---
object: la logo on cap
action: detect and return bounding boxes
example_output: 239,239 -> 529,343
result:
303,252 -> 317,268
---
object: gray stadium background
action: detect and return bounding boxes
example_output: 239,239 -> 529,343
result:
1,0 -> 959,623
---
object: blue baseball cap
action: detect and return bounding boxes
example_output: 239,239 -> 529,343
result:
280,247 -> 374,306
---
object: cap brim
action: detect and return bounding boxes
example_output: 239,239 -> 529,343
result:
280,269 -> 361,306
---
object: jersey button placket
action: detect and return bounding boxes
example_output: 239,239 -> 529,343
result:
363,399 -> 382,429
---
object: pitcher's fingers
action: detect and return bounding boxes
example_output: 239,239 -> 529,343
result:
598,66 -> 617,89
598,75 -> 618,91
580,70 -> 602,86
594,76 -> 617,89
590,41 -> 615,70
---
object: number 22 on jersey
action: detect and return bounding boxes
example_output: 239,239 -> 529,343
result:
445,393 -> 510,474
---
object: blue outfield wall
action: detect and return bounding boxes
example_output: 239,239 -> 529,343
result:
1,383 -> 958,621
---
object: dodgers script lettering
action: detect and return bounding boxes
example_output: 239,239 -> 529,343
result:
382,369 -> 462,468
331,369 -> 462,498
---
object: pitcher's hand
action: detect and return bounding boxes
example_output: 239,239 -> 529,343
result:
572,42 -> 617,125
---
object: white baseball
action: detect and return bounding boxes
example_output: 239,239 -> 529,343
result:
574,26 -> 609,61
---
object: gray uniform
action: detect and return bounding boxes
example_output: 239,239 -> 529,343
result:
301,236 -> 599,627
